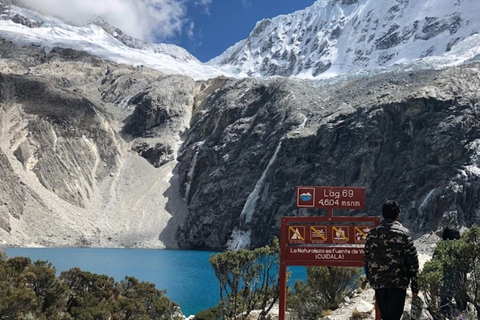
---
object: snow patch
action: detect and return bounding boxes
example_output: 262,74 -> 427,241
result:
419,189 -> 436,214
184,141 -> 204,200
465,165 -> 480,176
296,114 -> 308,130
240,141 -> 282,223
226,228 -> 252,250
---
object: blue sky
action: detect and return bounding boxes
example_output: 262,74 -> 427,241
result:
18,0 -> 316,62
171,0 -> 317,62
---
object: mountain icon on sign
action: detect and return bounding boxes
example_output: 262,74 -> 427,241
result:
291,229 -> 301,240
299,193 -> 312,202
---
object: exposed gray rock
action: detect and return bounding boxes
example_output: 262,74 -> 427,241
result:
177,63 -> 480,250
123,76 -> 194,137
0,39 -> 195,247
1,29 -> 480,252
131,141 -> 174,168
122,75 -> 195,167
0,0 -> 11,15
375,24 -> 402,50
0,150 -> 24,231
11,13 -> 40,28
335,0 -> 359,4
0,74 -> 119,208
416,14 -> 463,41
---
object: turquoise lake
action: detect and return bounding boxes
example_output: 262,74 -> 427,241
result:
5,248 -> 306,316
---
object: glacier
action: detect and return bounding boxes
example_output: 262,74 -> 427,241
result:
1,0 -> 480,82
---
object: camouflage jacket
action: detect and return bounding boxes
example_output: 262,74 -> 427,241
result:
364,219 -> 419,293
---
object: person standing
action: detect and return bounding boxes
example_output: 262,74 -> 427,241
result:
364,200 -> 420,320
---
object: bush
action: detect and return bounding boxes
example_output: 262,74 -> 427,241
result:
288,279 -> 325,320
0,257 -> 178,320
288,266 -> 361,320
194,304 -> 222,320
209,239 -> 279,320
419,225 -> 480,319
0,248 -> 7,261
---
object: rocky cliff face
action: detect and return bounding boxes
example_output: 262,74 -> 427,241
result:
177,64 -> 480,250
1,35 -> 480,250
2,73 -> 119,208
0,39 -> 193,247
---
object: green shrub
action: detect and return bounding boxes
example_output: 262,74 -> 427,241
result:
419,225 -> 480,319
288,266 -> 361,320
209,238 -> 279,320
0,257 -> 177,320
194,304 -> 222,320
288,279 -> 325,320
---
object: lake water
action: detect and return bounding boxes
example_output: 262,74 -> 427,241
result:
5,248 -> 306,316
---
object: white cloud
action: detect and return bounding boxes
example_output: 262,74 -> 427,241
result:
186,21 -> 195,41
241,0 -> 252,9
194,0 -> 212,15
13,0 -> 188,42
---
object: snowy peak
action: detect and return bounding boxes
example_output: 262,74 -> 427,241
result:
92,18 -> 198,63
0,4 -> 231,80
1,0 -> 480,81
209,0 -> 480,78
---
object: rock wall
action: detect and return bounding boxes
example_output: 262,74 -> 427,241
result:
177,64 -> 480,250
1,37 -> 480,250
0,149 -> 24,232
0,41 -> 194,247
1,74 -> 119,208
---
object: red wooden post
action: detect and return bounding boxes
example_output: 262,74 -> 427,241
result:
279,218 -> 287,320
279,262 -> 287,320
375,301 -> 381,320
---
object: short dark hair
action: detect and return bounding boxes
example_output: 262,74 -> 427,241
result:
442,227 -> 460,240
382,200 -> 401,219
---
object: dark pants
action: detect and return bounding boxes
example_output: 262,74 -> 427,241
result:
375,288 -> 407,320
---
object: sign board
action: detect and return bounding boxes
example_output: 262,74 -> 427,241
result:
281,216 -> 380,267
286,222 -> 374,246
296,186 -> 365,210
288,226 -> 305,243
280,186 -> 381,320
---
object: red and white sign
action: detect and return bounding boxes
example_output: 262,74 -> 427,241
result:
310,226 -> 327,243
281,216 -> 380,265
297,187 -> 315,207
287,223 -> 377,245
288,226 -> 305,244
286,246 -> 365,264
296,186 -> 365,209
281,186 -> 381,320
332,226 -> 349,244
354,226 -> 371,244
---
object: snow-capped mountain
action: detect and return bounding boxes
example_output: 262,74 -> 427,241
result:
91,18 -> 197,64
209,0 -> 480,78
0,4 -> 231,80
2,0 -> 480,251
1,0 -> 480,81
